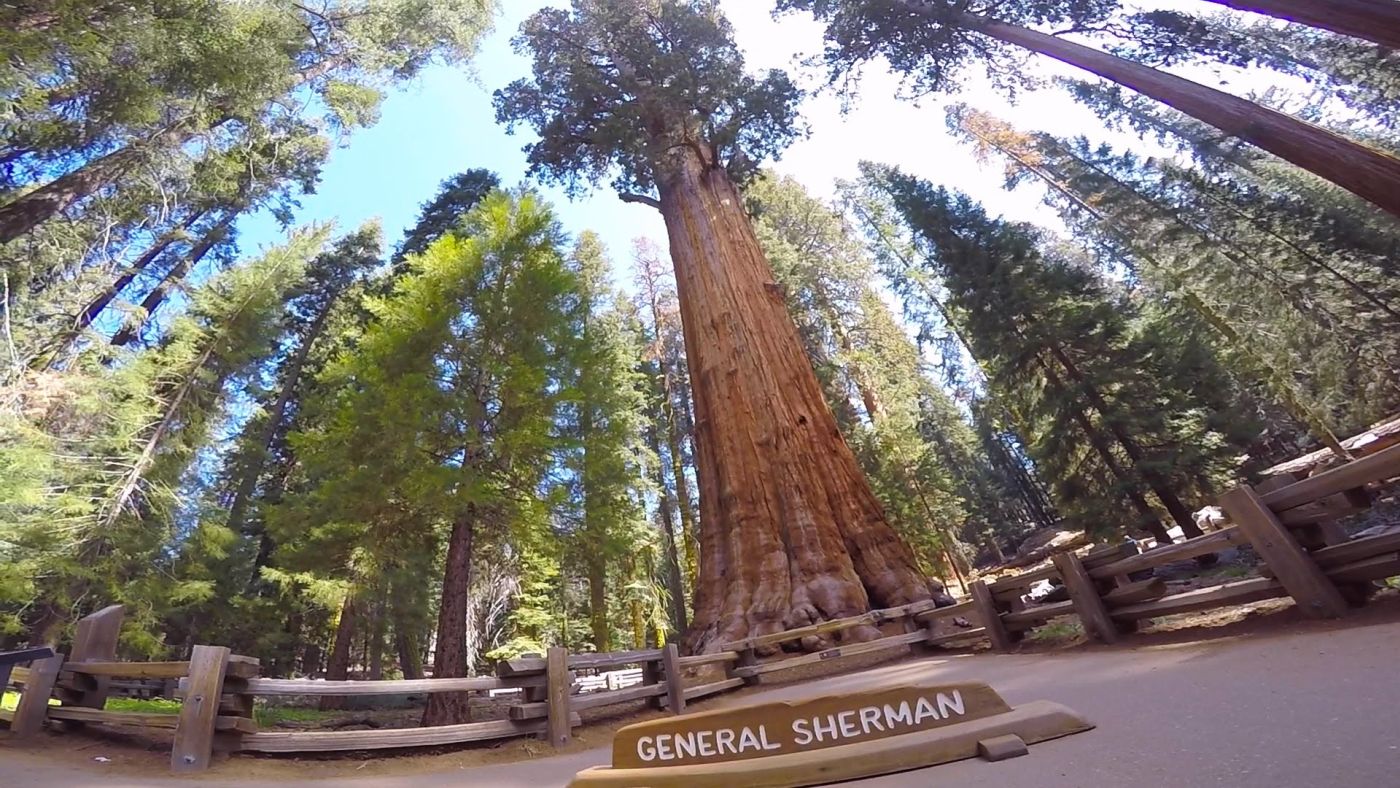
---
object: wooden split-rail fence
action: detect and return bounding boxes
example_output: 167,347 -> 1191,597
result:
3,443 -> 1398,772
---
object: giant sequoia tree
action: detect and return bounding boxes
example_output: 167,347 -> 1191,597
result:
497,0 -> 938,652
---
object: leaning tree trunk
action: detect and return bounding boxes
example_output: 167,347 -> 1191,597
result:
646,418 -> 689,633
423,510 -> 475,726
1200,0 -> 1400,50
942,10 -> 1400,220
0,124 -> 185,243
110,210 -> 236,346
655,151 -> 934,654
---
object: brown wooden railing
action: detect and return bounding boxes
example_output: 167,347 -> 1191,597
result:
5,443 -> 1397,772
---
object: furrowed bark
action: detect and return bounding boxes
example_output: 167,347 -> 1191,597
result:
423,510 -> 475,726
655,152 -> 933,653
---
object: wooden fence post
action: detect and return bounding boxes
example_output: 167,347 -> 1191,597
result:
732,647 -> 761,686
545,646 -> 571,749
65,604 -> 124,710
970,581 -> 1013,652
660,644 -> 685,716
1052,553 -> 1119,645
642,651 -> 664,709
171,645 -> 230,772
12,653 -> 64,737
1220,486 -> 1349,619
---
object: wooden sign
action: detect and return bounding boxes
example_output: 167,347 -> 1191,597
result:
613,682 -> 1009,769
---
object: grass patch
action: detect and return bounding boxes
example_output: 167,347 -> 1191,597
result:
254,706 -> 341,727
1027,619 -> 1084,643
105,697 -> 180,714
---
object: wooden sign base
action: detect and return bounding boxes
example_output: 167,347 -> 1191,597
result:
569,683 -> 1091,788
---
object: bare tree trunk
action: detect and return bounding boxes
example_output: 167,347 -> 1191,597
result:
367,597 -> 385,681
50,209 -> 207,358
656,152 -> 933,653
423,510 -> 474,726
942,9 -> 1400,220
1200,0 -> 1400,50
110,211 -> 236,346
320,595 -> 357,711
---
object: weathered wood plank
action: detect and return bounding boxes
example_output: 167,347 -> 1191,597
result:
1311,532 -> 1400,568
11,654 -> 63,737
44,707 -> 255,734
66,661 -> 190,679
1110,577 -> 1288,621
1089,527 -> 1249,580
927,627 -> 988,647
1084,541 -> 1145,571
970,581 -> 1013,652
1326,554 -> 1400,585
68,605 -> 123,710
912,599 -> 975,625
731,631 -> 927,679
680,678 -> 744,702
544,646 -> 570,748
171,645 -> 229,772
236,717 -> 578,753
1102,578 -> 1168,608
242,675 -> 521,696
509,681 -> 668,720
1222,486 -> 1349,619
1002,600 -> 1076,629
717,598 -> 940,653
1261,443 -> 1400,512
675,651 -> 738,669
1053,553 -> 1118,644
988,565 -> 1059,596
569,649 -> 663,671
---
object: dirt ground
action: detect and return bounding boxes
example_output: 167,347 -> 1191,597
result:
6,589 -> 1400,784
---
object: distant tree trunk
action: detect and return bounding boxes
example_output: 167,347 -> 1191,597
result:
49,209 -> 207,358
1199,0 -> 1400,50
368,598 -> 385,681
1045,343 -> 1204,539
423,510 -> 475,726
655,150 -> 933,653
646,419 -> 689,633
396,629 -> 424,681
942,9 -> 1400,220
0,124 -> 184,243
661,352 -> 700,587
110,211 -> 236,346
320,595 -> 358,711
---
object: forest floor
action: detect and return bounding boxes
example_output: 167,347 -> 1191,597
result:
5,590 -> 1400,786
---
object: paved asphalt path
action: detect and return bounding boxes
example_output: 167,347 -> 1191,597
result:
7,618 -> 1400,787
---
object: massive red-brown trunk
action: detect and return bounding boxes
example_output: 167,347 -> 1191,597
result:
1201,0 -> 1400,50
657,153 -> 933,654
940,10 -> 1400,220
423,510 -> 474,726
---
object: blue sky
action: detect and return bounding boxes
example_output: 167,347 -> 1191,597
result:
235,0 -> 1250,288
